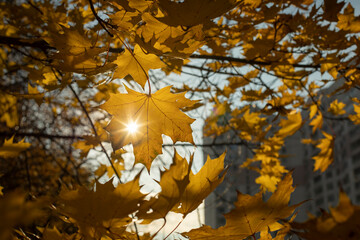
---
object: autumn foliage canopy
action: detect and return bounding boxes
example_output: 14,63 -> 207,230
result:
1,0 -> 360,239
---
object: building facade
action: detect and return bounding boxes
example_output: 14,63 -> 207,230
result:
204,86 -> 360,227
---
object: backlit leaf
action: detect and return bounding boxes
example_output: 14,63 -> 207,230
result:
113,44 -> 165,88
183,172 -> 300,239
313,131 -> 334,172
100,85 -> 197,169
0,136 -> 31,158
172,152 -> 226,217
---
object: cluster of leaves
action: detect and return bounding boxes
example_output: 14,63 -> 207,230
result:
1,0 -> 360,239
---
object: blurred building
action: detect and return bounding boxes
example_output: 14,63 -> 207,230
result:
204,84 -> 360,228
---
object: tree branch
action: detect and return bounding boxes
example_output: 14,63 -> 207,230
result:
0,131 -> 84,139
0,36 -> 123,53
189,54 -> 321,69
0,35 -> 322,69
0,36 -> 55,52
88,0 -> 114,37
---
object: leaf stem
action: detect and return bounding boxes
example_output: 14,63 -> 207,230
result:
163,218 -> 184,240
151,218 -> 167,240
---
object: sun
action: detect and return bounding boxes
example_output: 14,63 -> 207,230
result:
126,121 -> 138,134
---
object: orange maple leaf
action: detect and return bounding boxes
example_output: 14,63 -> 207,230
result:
172,152 -> 227,217
291,191 -> 360,240
100,85 -> 197,170
183,172 -> 301,239
136,151 -> 191,223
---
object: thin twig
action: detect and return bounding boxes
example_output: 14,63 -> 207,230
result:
88,0 -> 114,37
0,131 -> 84,139
189,54 -> 321,69
68,84 -> 121,181
69,84 -> 143,240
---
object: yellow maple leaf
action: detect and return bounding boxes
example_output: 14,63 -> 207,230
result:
44,25 -> 106,74
41,227 -> 75,240
156,0 -> 238,27
183,172 -> 301,239
337,3 -> 360,32
138,13 -> 184,43
0,136 -> 31,158
313,131 -> 334,172
309,104 -> 318,120
137,151 -> 190,222
111,10 -> 138,31
58,177 -> 145,239
172,152 -> 226,217
276,111 -> 302,138
113,44 -> 165,88
328,99 -> 346,115
129,0 -> 153,12
310,112 -> 323,133
349,104 -> 360,124
100,85 -> 197,170
0,93 -> 18,128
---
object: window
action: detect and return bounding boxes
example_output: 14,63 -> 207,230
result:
352,152 -> 360,165
355,181 -> 360,190
328,194 -> 335,202
314,175 -> 322,183
326,171 -> 333,178
343,175 -> 349,185
315,186 -> 323,194
327,182 -> 334,190
354,167 -> 360,179
351,138 -> 360,150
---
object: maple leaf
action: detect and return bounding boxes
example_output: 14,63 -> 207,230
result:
349,104 -> 360,124
43,25 -> 107,74
309,112 -> 323,134
337,3 -> 360,32
58,177 -> 145,239
328,99 -> 346,115
136,151 -> 190,223
183,172 -> 301,239
0,190 -> 47,240
156,0 -> 238,27
113,44 -> 165,88
291,191 -> 360,240
139,13 -> 184,43
313,131 -> 334,172
41,227 -> 75,240
100,85 -> 197,170
0,136 -> 31,158
172,152 -> 226,217
323,0 -> 345,22
0,93 -> 18,128
276,111 -> 303,138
